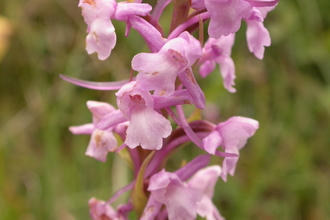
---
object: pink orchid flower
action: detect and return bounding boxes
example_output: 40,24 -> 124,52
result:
203,116 -> 259,181
69,101 -> 118,162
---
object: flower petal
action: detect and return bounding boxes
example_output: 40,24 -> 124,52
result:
203,130 -> 222,154
188,165 -> 221,198
217,116 -> 259,180
97,109 -> 128,130
219,56 -> 236,92
87,100 -> 116,124
199,60 -> 216,78
246,19 -> 270,59
206,0 -> 253,37
218,116 -> 259,150
148,170 -> 203,220
86,18 -> 116,60
85,129 -> 118,162
133,53 -> 180,96
88,197 -> 118,220
125,107 -> 171,150
79,0 -> 116,28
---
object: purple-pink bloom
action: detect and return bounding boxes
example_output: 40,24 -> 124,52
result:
79,0 -> 117,60
246,19 -> 270,59
148,169 -> 203,220
132,32 -> 202,96
89,198 -> 118,220
79,0 -> 116,29
79,0 -> 152,60
89,198 -> 129,220
201,0 -> 253,38
116,81 -> 172,150
132,32 -> 205,108
86,18 -> 116,60
69,101 -> 118,162
85,129 -> 117,162
245,4 -> 277,59
132,51 -> 180,96
199,35 -> 236,93
188,166 -> 224,220
202,116 -> 259,181
147,165 -> 223,220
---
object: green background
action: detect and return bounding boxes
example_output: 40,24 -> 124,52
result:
1,0 -> 330,219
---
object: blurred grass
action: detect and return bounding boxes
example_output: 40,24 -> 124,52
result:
1,0 -> 330,219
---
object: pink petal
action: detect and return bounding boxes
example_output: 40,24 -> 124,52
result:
133,53 -> 180,96
86,18 -> 116,60
125,107 -> 171,150
85,129 -> 118,162
148,170 -> 174,191
161,32 -> 202,66
164,184 -> 202,220
217,116 -> 259,180
116,81 -> 154,115
197,196 -> 224,220
86,101 -> 116,124
206,0 -> 253,37
218,116 -> 259,150
97,109 -> 128,130
220,147 -> 239,181
246,20 -> 270,59
214,34 -> 235,57
199,60 -> 216,78
219,56 -> 236,93
191,0 -> 206,10
188,165 -> 221,198
79,0 -> 116,28
88,197 -> 118,220
203,130 -> 222,154
148,170 -> 203,220
199,35 -> 236,92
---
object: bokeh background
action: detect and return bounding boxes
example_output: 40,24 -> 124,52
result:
1,0 -> 330,219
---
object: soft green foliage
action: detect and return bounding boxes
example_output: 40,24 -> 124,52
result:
1,0 -> 330,219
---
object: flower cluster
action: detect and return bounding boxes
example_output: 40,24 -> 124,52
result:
62,0 -> 278,219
